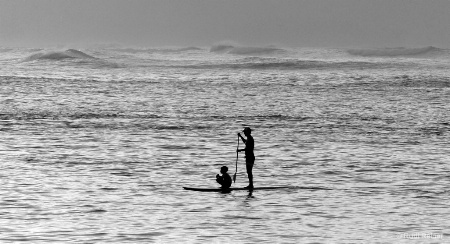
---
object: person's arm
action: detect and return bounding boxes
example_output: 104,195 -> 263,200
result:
237,133 -> 247,153
238,133 -> 247,144
216,174 -> 223,184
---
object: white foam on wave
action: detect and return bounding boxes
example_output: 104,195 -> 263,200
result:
114,47 -> 203,54
347,46 -> 441,57
228,46 -> 283,55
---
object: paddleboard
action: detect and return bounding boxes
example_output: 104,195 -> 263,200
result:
183,186 -> 328,192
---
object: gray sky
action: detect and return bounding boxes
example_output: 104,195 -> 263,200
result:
1,0 -> 449,48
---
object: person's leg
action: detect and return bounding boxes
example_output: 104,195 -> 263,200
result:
246,161 -> 254,188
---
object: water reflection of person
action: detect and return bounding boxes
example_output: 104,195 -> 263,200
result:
237,127 -> 255,189
216,166 -> 232,189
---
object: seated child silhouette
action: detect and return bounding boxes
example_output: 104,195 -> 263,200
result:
216,166 -> 232,189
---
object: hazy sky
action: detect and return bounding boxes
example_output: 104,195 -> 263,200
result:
1,0 -> 449,48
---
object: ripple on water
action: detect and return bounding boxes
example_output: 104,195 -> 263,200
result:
1,68 -> 450,242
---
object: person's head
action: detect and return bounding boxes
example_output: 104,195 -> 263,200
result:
220,166 -> 228,174
243,127 -> 252,136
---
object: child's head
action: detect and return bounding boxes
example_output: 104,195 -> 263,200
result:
220,166 -> 228,174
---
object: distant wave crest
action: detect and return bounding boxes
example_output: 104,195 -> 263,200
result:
0,48 -> 13,53
170,58 -> 393,70
347,46 -> 441,57
24,49 -> 96,61
210,43 -> 283,55
114,47 -> 202,54
21,49 -> 123,69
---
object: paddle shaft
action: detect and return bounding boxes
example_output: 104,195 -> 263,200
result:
234,134 -> 239,182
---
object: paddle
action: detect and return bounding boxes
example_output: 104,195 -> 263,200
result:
233,133 -> 239,183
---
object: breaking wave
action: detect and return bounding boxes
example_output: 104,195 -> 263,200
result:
114,47 -> 202,54
21,49 -> 123,69
347,46 -> 442,57
210,43 -> 283,55
24,49 -> 97,61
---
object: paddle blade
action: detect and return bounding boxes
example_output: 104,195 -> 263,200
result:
233,173 -> 236,183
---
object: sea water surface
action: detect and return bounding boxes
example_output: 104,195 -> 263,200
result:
0,45 -> 449,243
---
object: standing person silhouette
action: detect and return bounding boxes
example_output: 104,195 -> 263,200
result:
237,127 -> 255,189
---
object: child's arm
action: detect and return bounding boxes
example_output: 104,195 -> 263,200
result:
216,174 -> 224,185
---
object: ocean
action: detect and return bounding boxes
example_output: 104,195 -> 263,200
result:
0,44 -> 449,243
